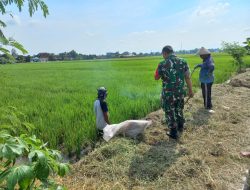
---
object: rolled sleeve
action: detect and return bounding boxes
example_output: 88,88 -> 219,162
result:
185,69 -> 190,77
183,61 -> 190,77
154,65 -> 160,79
100,101 -> 108,112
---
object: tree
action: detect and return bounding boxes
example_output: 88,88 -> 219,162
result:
16,55 -> 25,63
48,53 -> 56,61
25,55 -> 31,62
0,2 -> 69,189
243,37 -> 250,55
11,48 -> 18,58
0,0 -> 49,58
58,52 -> 67,60
68,50 -> 78,60
221,41 -> 247,72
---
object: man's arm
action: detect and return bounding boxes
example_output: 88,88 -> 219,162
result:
100,101 -> 110,124
183,60 -> 194,98
154,64 -> 160,80
185,75 -> 194,98
194,64 -> 202,69
103,112 -> 110,124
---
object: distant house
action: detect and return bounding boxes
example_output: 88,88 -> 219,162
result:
31,57 -> 39,62
120,51 -> 133,58
106,52 -> 120,58
38,53 -> 49,62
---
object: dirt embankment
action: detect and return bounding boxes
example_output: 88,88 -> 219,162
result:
59,70 -> 250,190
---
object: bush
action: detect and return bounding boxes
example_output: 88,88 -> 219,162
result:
0,107 -> 70,190
222,41 -> 247,72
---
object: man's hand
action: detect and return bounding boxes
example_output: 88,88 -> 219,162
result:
188,89 -> 194,98
185,75 -> 194,98
154,64 -> 160,80
103,112 -> 110,124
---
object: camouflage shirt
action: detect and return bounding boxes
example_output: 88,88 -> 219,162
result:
158,54 -> 190,99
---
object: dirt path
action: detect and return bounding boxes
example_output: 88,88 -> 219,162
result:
59,70 -> 250,190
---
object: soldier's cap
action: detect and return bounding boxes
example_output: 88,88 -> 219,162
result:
162,45 -> 174,53
197,47 -> 211,55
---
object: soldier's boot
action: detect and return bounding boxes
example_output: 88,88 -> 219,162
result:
167,128 -> 178,139
177,123 -> 184,133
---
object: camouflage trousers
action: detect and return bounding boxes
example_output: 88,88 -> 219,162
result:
162,96 -> 185,129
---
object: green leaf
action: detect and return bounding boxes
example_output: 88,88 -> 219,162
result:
34,163 -> 50,181
28,151 -> 36,162
23,135 -> 43,148
21,122 -> 35,133
0,47 -> 10,54
9,40 -> 28,54
0,20 -> 6,27
28,150 -> 47,165
0,0 -> 49,60
14,136 -> 29,153
56,185 -> 67,190
57,163 -> 70,177
49,150 -> 62,161
0,30 -> 9,44
0,167 -> 12,184
0,124 -> 16,135
39,1 -> 49,18
19,176 -> 33,190
0,1 -> 5,14
0,131 -> 12,140
28,0 -> 35,16
0,49 -> 14,61
0,139 -> 25,160
6,165 -> 34,190
4,159 -> 13,168
16,0 -> 24,12
40,142 -> 48,149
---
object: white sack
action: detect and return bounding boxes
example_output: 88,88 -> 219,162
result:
103,120 -> 152,142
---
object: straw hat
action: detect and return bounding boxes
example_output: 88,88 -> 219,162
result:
197,47 -> 211,55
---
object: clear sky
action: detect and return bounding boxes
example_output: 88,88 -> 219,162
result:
2,0 -> 250,55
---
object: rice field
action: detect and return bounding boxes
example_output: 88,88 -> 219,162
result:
0,54 -> 249,154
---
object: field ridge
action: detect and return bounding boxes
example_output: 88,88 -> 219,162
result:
59,69 -> 250,190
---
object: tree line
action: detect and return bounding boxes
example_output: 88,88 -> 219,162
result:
1,48 -> 222,64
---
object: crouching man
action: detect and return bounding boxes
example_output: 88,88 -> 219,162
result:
94,87 -> 110,138
94,87 -> 152,141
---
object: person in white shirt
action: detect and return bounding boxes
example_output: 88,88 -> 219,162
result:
94,87 -> 110,137
94,86 -> 152,141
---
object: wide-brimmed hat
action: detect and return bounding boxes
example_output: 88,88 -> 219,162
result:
196,47 -> 210,55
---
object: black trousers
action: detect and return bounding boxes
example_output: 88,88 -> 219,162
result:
96,129 -> 104,139
201,82 -> 213,109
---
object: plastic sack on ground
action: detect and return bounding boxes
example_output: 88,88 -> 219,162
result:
103,120 -> 152,142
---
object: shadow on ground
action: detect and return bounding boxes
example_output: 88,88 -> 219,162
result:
128,139 -> 179,182
190,107 -> 211,126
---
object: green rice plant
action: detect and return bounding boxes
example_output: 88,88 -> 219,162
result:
0,54 -> 249,155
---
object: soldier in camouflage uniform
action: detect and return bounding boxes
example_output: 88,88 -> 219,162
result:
155,45 -> 194,139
